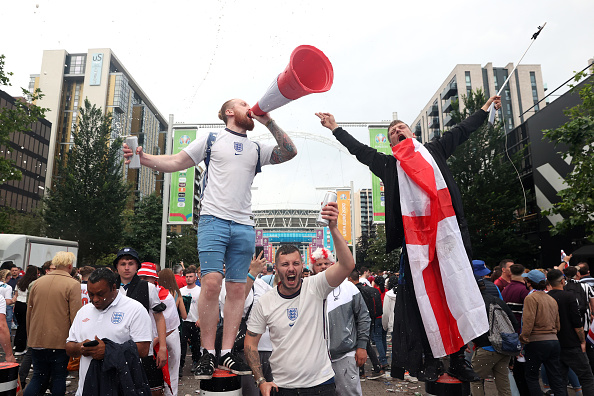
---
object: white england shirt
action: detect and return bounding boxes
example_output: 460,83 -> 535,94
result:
67,292 -> 152,396
247,273 -> 335,388
180,285 -> 201,323
183,128 -> 275,226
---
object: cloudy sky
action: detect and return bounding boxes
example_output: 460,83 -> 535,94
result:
2,0 -> 593,210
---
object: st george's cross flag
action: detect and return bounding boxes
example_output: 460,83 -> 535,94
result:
393,138 -> 488,357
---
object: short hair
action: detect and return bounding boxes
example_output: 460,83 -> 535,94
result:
509,264 -> 525,276
388,120 -> 410,132
183,265 -> 197,276
52,251 -> 76,269
303,267 -> 310,273
564,266 -> 578,279
500,259 -> 514,268
527,278 -> 546,291
579,264 -> 590,276
0,261 -> 15,270
349,270 -> 359,282
172,264 -> 183,275
275,245 -> 301,263
360,267 -> 369,274
79,266 -> 95,278
218,99 -> 236,125
547,269 -> 564,287
88,267 -> 117,288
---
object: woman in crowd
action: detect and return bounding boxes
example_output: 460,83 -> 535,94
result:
13,266 -> 38,355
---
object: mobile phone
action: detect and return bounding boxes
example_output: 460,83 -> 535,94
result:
255,246 -> 264,257
83,340 -> 99,347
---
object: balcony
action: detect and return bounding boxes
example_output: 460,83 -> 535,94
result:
443,114 -> 455,127
428,117 -> 440,129
428,104 -> 439,116
442,82 -> 458,100
442,96 -> 456,112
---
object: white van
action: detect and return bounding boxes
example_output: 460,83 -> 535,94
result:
0,234 -> 79,269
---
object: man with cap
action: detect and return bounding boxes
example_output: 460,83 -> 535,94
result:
520,269 -> 566,396
113,248 -> 168,396
547,269 -> 594,395
472,260 -> 501,298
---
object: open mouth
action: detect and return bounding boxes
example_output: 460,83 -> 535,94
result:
247,110 -> 253,119
287,274 -> 297,283
398,134 -> 406,142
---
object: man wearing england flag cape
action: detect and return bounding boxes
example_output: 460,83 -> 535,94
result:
316,94 -> 501,382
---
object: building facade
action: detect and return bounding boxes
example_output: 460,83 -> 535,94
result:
411,63 -> 547,142
354,188 -> 373,241
0,89 -> 51,213
29,48 -> 168,201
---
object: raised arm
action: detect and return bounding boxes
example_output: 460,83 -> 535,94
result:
250,112 -> 297,164
322,202 -> 356,287
316,112 -> 391,180
123,144 -> 196,173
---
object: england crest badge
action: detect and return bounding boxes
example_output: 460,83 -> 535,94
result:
287,307 -> 298,322
234,142 -> 243,152
111,312 -> 124,324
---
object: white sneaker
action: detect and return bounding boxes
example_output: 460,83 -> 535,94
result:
14,349 -> 27,356
66,380 -> 72,386
404,372 -> 418,383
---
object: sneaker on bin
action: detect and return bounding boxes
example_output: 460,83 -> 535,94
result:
219,352 -> 252,375
194,352 -> 216,380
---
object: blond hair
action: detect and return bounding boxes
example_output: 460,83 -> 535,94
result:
0,269 -> 9,283
52,251 -> 76,269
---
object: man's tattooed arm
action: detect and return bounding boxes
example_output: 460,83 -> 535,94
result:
267,120 -> 297,164
245,330 -> 264,380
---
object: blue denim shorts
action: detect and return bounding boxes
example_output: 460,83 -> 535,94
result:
197,215 -> 255,282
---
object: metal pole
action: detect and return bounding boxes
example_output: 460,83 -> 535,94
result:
160,114 -> 174,269
350,180 -> 356,264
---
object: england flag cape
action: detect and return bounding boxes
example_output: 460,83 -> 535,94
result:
393,138 -> 488,357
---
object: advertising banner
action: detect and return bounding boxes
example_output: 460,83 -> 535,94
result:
168,129 -> 197,224
337,189 -> 352,244
369,128 -> 390,223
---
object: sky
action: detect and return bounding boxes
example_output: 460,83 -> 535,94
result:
2,0 -> 593,210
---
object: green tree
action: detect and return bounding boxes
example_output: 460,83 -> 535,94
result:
123,193 -> 163,263
0,54 -> 48,184
447,89 -> 536,265
543,72 -> 594,242
363,225 -> 400,272
42,99 -> 130,265
167,225 -> 199,267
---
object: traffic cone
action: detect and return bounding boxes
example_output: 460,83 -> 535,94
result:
251,45 -> 333,116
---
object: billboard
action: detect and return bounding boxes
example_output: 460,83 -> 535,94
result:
369,127 -> 391,223
337,189 -> 352,245
168,129 -> 197,224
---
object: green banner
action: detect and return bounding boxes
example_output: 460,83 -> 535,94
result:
369,128 -> 391,223
168,129 -> 197,224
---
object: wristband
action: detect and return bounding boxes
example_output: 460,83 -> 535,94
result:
247,273 -> 256,281
256,377 -> 266,386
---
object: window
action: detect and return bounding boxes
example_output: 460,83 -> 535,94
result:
530,72 -> 539,112
465,71 -> 471,95
66,55 -> 87,75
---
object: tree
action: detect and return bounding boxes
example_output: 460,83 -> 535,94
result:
0,54 -> 47,184
123,193 -> 163,263
363,225 -> 400,272
543,72 -> 594,242
166,226 -> 199,267
42,99 -> 130,265
447,89 -> 537,265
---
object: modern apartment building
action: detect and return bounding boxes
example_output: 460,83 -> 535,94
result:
411,63 -> 546,142
0,90 -> 51,213
354,188 -> 374,241
29,48 -> 168,200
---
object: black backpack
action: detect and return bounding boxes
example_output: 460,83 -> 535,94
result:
565,279 -> 588,323
356,284 -> 382,319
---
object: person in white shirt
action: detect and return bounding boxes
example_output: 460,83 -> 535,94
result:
66,268 -> 152,396
245,202 -> 355,396
124,99 -> 297,379
179,266 -> 201,376
359,267 -> 372,287
0,295 -> 15,363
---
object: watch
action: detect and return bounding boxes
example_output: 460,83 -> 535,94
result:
255,377 -> 266,387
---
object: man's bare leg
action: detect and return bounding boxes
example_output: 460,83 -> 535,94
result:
221,281 -> 245,350
197,272 -> 223,350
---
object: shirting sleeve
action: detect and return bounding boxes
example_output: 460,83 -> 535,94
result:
259,142 -> 276,166
0,296 -> 5,316
129,306 -> 153,342
148,283 -> 162,309
246,299 -> 266,335
66,311 -> 81,343
182,132 -> 211,165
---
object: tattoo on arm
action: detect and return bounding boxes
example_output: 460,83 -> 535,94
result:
245,344 -> 264,380
576,327 -> 586,343
268,121 -> 297,164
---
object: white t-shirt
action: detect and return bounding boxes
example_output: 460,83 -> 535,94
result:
247,273 -> 335,388
359,277 -> 371,287
150,292 -> 180,334
0,283 -> 13,303
67,292 -> 152,396
183,128 -> 275,226
81,282 -> 89,306
179,285 -> 201,323
0,295 -> 5,315
252,278 -> 272,352
219,282 -> 253,319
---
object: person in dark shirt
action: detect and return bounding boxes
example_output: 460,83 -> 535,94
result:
472,260 -> 501,298
547,269 -> 594,395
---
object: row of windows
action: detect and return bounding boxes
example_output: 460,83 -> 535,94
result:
530,72 -> 539,112
66,55 -> 87,75
2,149 -> 47,175
0,188 -> 41,213
8,131 -> 50,157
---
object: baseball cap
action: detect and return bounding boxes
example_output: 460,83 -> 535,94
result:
472,260 -> 491,277
522,269 -> 546,284
138,262 -> 158,279
113,247 -> 141,269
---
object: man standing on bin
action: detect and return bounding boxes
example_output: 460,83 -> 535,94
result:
123,99 -> 297,378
